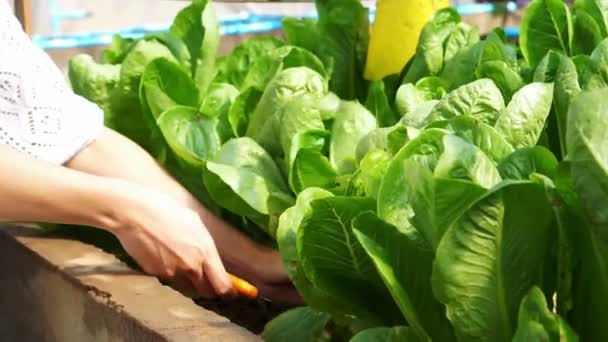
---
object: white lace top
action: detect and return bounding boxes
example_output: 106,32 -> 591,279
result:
0,0 -> 104,165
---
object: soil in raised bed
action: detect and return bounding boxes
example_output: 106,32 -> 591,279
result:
195,297 -> 290,335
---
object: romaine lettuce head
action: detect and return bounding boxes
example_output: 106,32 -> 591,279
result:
246,67 -> 329,156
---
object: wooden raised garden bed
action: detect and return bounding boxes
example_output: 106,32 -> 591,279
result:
0,224 -> 261,342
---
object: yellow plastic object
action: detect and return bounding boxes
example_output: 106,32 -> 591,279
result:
365,0 -> 449,81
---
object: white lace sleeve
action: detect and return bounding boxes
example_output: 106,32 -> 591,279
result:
0,0 -> 104,165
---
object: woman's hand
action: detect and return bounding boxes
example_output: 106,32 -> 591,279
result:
114,188 -> 301,303
67,128 -> 302,304
112,184 -> 300,304
110,184 -> 236,299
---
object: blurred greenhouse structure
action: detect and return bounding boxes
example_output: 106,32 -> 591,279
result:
11,0 -> 527,72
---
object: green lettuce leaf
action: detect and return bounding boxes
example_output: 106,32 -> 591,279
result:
314,0 -> 370,101
365,80 -> 399,127
402,8 -> 461,83
101,34 -> 136,64
498,147 -> 558,180
157,106 -> 221,169
203,138 -> 293,238
520,0 -> 573,68
330,101 -> 377,174
214,36 -> 285,89
431,116 -> 514,163
494,82 -> 554,149
140,58 -> 199,120
262,307 -> 331,342
430,78 -> 505,125
353,211 -> 457,342
246,67 -> 328,156
199,82 -> 239,143
277,187 -> 334,280
68,54 -> 120,121
169,0 -> 219,93
565,89 -> 608,341
512,287 -> 578,342
288,130 -> 337,194
432,181 -> 553,342
298,197 -> 403,325
350,327 -> 422,342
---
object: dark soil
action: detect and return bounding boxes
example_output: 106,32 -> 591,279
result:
194,296 -> 289,335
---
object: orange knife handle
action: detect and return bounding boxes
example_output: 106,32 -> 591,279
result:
228,273 -> 259,299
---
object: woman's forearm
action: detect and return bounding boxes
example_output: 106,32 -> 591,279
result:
0,142 -> 240,297
66,128 -> 273,270
0,144 -> 126,231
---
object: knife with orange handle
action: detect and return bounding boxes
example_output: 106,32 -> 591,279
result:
228,273 -> 259,300
227,273 -> 274,314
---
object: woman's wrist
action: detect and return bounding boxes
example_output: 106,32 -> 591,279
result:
221,240 -> 279,280
216,232 -> 266,274
81,177 -> 143,234
190,202 -> 285,280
